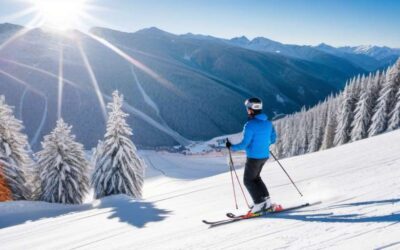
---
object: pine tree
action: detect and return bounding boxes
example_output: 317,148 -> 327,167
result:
388,87 -> 400,131
317,101 -> 329,150
296,111 -> 308,155
0,96 -> 31,200
321,95 -> 339,150
370,70 -> 383,110
280,117 -> 293,157
273,60 -> 399,159
92,91 -> 145,199
290,112 -> 306,157
290,137 -> 300,157
352,74 -> 363,101
334,82 -> 356,146
369,66 -> 398,136
28,160 -> 41,201
385,61 -> 400,116
272,121 -> 284,158
37,119 -> 90,204
309,102 -> 328,152
387,61 -> 400,131
351,74 -> 373,141
308,108 -> 320,153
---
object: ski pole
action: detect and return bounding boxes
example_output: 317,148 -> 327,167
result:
228,155 -> 239,210
269,151 -> 303,197
228,147 -> 251,208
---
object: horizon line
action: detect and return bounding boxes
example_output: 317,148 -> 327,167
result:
1,22 -> 399,49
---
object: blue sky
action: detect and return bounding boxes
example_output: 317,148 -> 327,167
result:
0,0 -> 399,47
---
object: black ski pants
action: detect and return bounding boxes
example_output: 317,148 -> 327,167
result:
244,158 -> 269,204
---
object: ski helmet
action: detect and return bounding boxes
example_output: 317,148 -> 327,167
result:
244,97 -> 262,110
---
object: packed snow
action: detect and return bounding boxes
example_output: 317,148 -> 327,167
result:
1,130 -> 400,249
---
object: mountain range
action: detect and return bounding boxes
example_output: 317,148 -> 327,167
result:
226,36 -> 400,71
0,23 -> 399,150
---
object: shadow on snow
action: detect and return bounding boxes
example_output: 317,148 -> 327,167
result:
97,195 -> 170,228
261,198 -> 400,224
272,212 -> 400,224
330,198 -> 400,208
0,201 -> 92,228
0,195 -> 170,229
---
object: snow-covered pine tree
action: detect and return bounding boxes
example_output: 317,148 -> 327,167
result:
352,74 -> 363,101
272,121 -> 284,158
37,119 -> 90,204
0,96 -> 31,200
334,82 -> 356,146
321,95 -> 339,150
387,87 -> 400,131
308,101 -> 329,153
289,134 -> 301,157
280,116 -> 293,157
387,60 -> 400,131
368,64 -> 399,136
351,74 -> 374,141
272,60 -> 399,159
290,118 -> 301,156
387,59 -> 400,109
276,119 -> 286,158
300,110 -> 312,155
317,101 -> 329,150
307,108 -> 319,153
92,91 -> 145,199
370,70 -> 383,108
28,160 -> 41,201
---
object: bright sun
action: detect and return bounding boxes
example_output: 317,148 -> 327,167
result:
33,0 -> 88,30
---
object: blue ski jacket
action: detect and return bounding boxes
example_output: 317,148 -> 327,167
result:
231,114 -> 276,159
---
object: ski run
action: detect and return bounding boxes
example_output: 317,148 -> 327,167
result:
0,128 -> 399,249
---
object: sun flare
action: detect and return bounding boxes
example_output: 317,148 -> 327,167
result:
32,0 -> 88,30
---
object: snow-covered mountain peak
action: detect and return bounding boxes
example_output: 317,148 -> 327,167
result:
353,44 -> 374,53
134,26 -> 174,37
230,35 -> 250,45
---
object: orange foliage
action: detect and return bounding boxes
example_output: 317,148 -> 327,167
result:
0,164 -> 12,201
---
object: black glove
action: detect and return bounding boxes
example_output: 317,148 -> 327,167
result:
225,138 -> 232,148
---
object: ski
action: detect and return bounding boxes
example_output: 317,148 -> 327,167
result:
226,202 -> 321,218
202,217 -> 242,225
202,207 -> 285,226
202,201 -> 321,227
226,205 -> 276,219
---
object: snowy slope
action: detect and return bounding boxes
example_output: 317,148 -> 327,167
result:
1,130 -> 400,249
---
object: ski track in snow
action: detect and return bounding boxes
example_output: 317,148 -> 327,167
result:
1,127 -> 400,249
129,66 -> 191,146
131,66 -> 161,116
143,154 -> 167,177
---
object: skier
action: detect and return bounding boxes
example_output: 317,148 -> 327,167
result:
226,97 -> 276,215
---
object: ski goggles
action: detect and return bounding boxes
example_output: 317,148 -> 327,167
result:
244,99 -> 262,110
